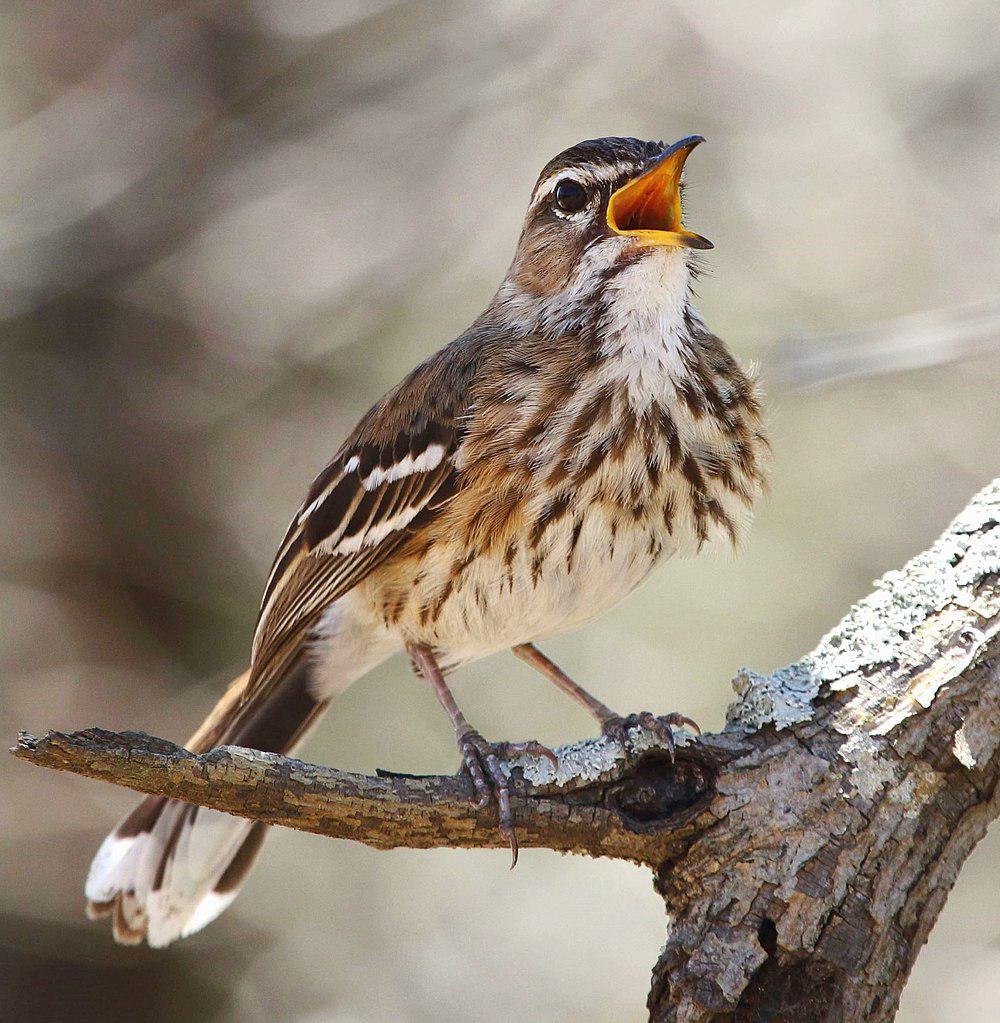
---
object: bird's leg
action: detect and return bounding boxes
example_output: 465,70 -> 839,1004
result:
512,643 -> 700,759
513,643 -> 618,720
406,643 -> 557,867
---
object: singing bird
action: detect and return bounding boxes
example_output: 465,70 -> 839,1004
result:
86,136 -> 768,946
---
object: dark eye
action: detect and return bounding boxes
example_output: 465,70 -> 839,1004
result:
552,178 -> 588,214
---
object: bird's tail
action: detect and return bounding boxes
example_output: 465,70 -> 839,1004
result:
85,656 -> 327,947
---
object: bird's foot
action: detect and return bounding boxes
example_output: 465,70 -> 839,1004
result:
456,728 -> 558,868
600,711 -> 701,760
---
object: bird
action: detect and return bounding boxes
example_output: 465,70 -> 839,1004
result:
85,135 -> 768,947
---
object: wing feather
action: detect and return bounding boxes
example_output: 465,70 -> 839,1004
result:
251,436 -> 458,672
244,331 -> 485,702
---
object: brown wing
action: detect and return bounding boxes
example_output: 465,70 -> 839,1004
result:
252,451 -> 456,673
249,337 -> 484,688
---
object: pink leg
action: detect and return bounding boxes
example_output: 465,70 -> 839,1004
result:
513,643 -> 700,757
407,643 -> 557,866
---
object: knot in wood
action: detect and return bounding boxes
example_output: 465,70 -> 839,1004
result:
606,750 -> 715,829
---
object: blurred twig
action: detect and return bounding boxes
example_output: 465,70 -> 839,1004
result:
766,297 -> 1000,390
12,479 -> 1000,1022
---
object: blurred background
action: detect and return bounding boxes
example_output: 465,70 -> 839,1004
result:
2,2 -> 998,1020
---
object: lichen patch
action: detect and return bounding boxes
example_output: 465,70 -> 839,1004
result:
726,479 -> 999,733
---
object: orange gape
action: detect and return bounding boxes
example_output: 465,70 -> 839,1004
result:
606,135 -> 713,250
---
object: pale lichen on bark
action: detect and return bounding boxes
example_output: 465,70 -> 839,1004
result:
512,724 -> 696,787
651,478 -> 1000,1022
727,478 -> 999,734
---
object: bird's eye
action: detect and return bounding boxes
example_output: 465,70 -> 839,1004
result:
552,179 -> 588,214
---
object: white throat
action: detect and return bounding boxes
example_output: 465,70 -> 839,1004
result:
494,241 -> 699,411
598,247 -> 695,410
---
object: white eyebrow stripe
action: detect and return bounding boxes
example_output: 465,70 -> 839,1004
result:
529,161 -> 642,209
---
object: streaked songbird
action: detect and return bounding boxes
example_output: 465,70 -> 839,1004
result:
86,136 -> 769,946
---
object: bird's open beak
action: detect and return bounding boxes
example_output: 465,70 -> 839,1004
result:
606,135 -> 713,250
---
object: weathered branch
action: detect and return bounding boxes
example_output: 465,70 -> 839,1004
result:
11,726 -> 717,863
12,479 -> 1000,1023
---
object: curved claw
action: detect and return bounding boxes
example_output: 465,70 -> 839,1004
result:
457,729 -> 530,867
663,711 -> 702,735
601,710 -> 701,761
636,712 -> 677,757
493,739 -> 559,769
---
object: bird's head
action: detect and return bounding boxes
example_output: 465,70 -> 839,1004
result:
497,136 -> 711,325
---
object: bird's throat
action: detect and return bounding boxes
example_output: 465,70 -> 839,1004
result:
596,247 -> 696,411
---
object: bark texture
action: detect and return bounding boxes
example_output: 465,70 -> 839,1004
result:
12,479 -> 1000,1022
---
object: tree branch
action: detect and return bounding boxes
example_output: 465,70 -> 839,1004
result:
11,725 -> 717,863
11,479 -> 1000,1023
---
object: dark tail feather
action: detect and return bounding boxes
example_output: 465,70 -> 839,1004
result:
86,656 -> 327,946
